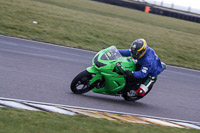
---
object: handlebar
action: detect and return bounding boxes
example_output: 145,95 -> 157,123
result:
115,62 -> 125,75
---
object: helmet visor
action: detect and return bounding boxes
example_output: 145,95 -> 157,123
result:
131,47 -> 145,59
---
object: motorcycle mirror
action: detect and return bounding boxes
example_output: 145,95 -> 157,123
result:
101,46 -> 106,49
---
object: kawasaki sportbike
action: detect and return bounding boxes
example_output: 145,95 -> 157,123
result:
71,46 -> 156,101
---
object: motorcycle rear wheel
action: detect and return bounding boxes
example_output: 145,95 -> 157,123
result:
122,85 -> 153,101
122,93 -> 142,101
70,70 -> 93,94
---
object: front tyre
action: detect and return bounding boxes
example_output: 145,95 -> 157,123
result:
70,70 -> 93,94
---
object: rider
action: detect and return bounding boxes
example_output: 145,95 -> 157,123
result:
118,39 -> 165,97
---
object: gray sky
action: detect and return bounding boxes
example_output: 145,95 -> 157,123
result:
143,0 -> 200,13
146,0 -> 200,9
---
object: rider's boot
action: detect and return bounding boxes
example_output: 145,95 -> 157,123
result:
136,76 -> 157,96
136,85 -> 148,96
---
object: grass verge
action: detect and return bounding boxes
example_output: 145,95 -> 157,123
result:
0,0 -> 200,69
0,107 -> 199,133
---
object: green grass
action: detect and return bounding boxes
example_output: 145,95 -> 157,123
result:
0,0 -> 200,69
0,107 -> 199,133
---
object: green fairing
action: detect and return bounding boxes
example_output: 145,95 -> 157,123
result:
86,46 -> 136,95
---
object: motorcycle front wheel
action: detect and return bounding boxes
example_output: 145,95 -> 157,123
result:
70,70 -> 93,94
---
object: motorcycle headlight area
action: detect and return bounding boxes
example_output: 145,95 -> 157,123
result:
94,55 -> 106,68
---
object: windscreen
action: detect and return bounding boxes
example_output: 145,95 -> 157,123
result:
101,47 -> 122,60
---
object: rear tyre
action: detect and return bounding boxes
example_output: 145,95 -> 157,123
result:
122,93 -> 142,101
122,85 -> 153,101
70,70 -> 93,94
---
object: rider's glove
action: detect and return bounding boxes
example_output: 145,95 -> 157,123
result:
124,70 -> 134,78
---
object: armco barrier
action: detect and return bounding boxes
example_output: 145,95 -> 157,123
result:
150,6 -> 200,23
0,97 -> 200,129
93,0 -> 200,23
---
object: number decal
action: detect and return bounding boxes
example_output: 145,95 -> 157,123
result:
142,67 -> 148,73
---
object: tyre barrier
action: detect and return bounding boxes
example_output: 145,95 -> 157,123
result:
0,97 -> 199,129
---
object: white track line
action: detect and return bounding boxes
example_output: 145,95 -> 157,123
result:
0,34 -> 96,53
0,97 -> 199,125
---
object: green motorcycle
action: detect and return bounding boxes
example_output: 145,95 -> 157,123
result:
71,46 -> 150,101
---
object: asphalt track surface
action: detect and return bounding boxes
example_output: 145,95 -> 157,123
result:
0,35 -> 200,122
